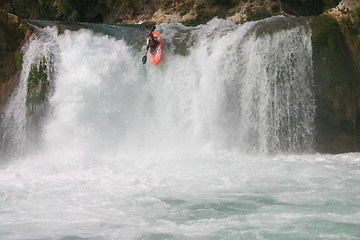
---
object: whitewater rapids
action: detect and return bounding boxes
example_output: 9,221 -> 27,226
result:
0,17 -> 359,239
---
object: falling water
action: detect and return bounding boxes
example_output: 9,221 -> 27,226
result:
3,17 -> 315,157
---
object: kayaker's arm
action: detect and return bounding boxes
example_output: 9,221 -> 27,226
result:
145,38 -> 151,53
142,39 -> 150,64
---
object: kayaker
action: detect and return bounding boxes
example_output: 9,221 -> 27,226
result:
146,32 -> 159,55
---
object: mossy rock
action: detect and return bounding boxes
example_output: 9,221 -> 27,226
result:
247,6 -> 272,22
181,3 -> 216,26
0,11 -> 31,113
312,15 -> 360,152
27,59 -> 49,106
14,51 -> 23,70
312,15 -> 359,100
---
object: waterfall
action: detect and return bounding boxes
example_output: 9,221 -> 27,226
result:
0,17 -> 315,161
2,18 -> 358,240
0,27 -> 56,160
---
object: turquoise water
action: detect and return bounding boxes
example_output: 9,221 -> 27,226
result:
0,153 -> 359,239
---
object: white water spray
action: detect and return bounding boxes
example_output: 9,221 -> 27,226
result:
1,18 -> 315,159
0,27 -> 58,159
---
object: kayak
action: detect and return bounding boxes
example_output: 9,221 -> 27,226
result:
149,31 -> 164,65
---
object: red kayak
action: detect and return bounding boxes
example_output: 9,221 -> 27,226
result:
148,31 -> 164,65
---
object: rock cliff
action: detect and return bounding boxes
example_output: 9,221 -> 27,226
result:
0,10 -> 31,112
311,0 -> 360,152
0,0 -> 342,24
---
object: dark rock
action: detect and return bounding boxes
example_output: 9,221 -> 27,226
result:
311,15 -> 360,153
0,10 -> 31,112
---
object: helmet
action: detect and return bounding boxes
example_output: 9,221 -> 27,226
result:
148,32 -> 154,39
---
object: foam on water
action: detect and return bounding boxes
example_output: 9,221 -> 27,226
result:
0,17 -> 359,239
1,153 -> 360,239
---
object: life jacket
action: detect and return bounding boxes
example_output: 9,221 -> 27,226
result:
148,36 -> 159,54
149,39 -> 157,47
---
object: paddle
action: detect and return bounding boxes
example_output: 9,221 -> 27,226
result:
142,54 -> 147,64
142,25 -> 156,64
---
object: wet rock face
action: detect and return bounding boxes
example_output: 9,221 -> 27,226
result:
0,10 -> 30,112
0,10 -> 25,52
311,15 -> 360,153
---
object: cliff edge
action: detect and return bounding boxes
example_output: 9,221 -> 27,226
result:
0,10 -> 31,112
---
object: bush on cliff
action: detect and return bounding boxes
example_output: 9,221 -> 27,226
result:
280,0 -> 341,16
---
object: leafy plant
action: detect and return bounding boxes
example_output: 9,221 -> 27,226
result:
27,59 -> 48,105
247,7 -> 272,21
280,0 -> 340,16
180,3 -> 192,17
14,51 -> 23,70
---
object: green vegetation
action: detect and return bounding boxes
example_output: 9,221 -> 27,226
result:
14,51 -> 23,70
312,16 -> 343,89
355,37 -> 360,50
27,59 -> 48,105
351,8 -> 360,51
280,0 -> 341,16
247,6 -> 272,21
55,1 -> 79,22
182,4 -> 215,26
154,0 -> 169,11
180,3 -> 192,17
0,0 -> 344,25
312,15 -> 360,152
312,15 -> 357,104
181,0 -> 243,26
118,0 -> 136,12
354,7 -> 360,20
